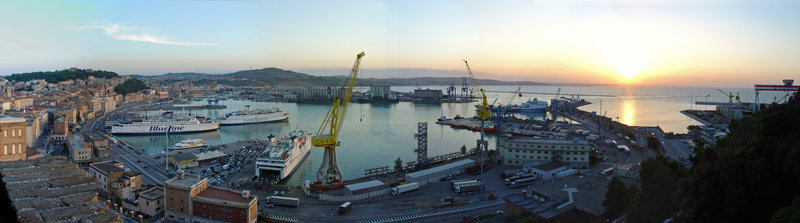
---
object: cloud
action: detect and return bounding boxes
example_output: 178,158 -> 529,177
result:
66,23 -> 216,47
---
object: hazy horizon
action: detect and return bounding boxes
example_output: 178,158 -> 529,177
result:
2,0 -> 798,88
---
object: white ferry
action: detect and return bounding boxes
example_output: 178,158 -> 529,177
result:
218,106 -> 290,125
111,111 -> 220,134
172,139 -> 207,150
508,98 -> 548,112
255,128 -> 312,181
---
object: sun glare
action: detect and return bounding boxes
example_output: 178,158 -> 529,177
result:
615,59 -> 641,83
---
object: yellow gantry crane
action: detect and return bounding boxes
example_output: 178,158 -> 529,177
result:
312,52 -> 365,186
464,60 -> 491,175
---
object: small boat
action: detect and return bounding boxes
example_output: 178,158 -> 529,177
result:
172,138 -> 207,150
437,114 -> 450,122
454,114 -> 464,119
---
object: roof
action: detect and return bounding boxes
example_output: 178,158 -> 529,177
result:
0,157 -> 121,222
89,161 -> 124,175
0,114 -> 26,123
170,153 -> 197,161
194,187 -> 253,204
532,162 -> 567,171
345,180 -> 385,191
86,132 -> 106,141
139,187 -> 164,200
194,150 -> 226,161
164,174 -> 206,190
406,159 -> 474,179
507,137 -> 590,145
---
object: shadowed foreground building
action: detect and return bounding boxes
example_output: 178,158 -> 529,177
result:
164,172 -> 257,223
0,157 -> 122,222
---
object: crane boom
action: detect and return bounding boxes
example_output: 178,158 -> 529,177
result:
716,89 -> 734,104
312,52 -> 365,185
463,60 -> 479,98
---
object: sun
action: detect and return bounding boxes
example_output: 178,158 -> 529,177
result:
615,59 -> 641,83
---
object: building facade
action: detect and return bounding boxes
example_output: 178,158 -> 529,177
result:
498,136 -> 591,166
88,160 -> 142,199
66,134 -> 93,165
0,115 -> 27,161
165,173 -> 257,223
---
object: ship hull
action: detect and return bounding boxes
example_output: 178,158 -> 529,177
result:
255,132 -> 312,181
111,122 -> 220,134
219,114 -> 290,125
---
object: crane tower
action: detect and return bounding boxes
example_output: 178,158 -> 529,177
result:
312,52 -> 365,185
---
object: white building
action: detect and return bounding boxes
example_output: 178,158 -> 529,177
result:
498,136 -> 591,166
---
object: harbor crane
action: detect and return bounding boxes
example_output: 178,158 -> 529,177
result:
716,89 -> 734,104
312,52 -> 365,186
464,59 -> 491,175
464,60 -> 479,99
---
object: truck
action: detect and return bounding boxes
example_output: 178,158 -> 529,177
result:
501,169 -> 522,178
391,182 -> 419,196
467,162 -> 490,175
451,179 -> 480,189
600,167 -> 615,176
337,202 -> 352,215
504,173 -> 534,185
455,181 -> 483,194
617,145 -> 631,155
510,177 -> 537,188
266,196 -> 299,207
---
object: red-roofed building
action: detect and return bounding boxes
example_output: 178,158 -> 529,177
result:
192,187 -> 257,223
164,173 -> 257,223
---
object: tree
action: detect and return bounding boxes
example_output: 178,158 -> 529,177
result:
680,90 -> 800,222
602,176 -> 630,220
628,155 -> 686,222
772,196 -> 800,223
114,79 -> 147,95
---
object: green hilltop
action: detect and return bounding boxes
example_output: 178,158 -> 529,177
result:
4,68 -> 118,83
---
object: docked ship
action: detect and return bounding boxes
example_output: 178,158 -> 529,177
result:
254,128 -> 312,181
111,111 -> 220,134
508,98 -> 548,112
171,139 -> 207,150
218,106 -> 290,125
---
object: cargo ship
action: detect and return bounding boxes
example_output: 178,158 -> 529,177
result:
218,106 -> 290,125
111,111 -> 220,134
254,128 -> 312,181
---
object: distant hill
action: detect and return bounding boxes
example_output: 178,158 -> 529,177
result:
146,67 -> 551,87
4,68 -> 118,83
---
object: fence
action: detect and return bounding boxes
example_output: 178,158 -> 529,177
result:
318,188 -> 391,202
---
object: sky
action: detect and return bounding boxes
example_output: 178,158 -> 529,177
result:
0,0 -> 798,87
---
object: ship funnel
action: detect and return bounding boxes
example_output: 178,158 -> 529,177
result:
784,79 -> 794,86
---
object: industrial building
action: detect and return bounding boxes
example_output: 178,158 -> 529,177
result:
164,172 -> 258,223
369,84 -> 392,99
498,136 -> 591,166
404,159 -> 474,185
413,89 -> 443,103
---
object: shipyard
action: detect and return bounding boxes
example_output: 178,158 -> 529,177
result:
2,1 -> 800,223
1,53 -> 794,223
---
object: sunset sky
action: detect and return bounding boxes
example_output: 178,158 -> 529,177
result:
1,0 -> 798,87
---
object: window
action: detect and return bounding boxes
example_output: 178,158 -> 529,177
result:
537,151 -> 541,154
522,155 -> 526,158
3,130 -> 5,137
17,129 -> 21,136
537,156 -> 541,159
10,130 -> 14,137
11,145 -> 15,154
3,145 -> 6,155
508,160 -> 512,164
